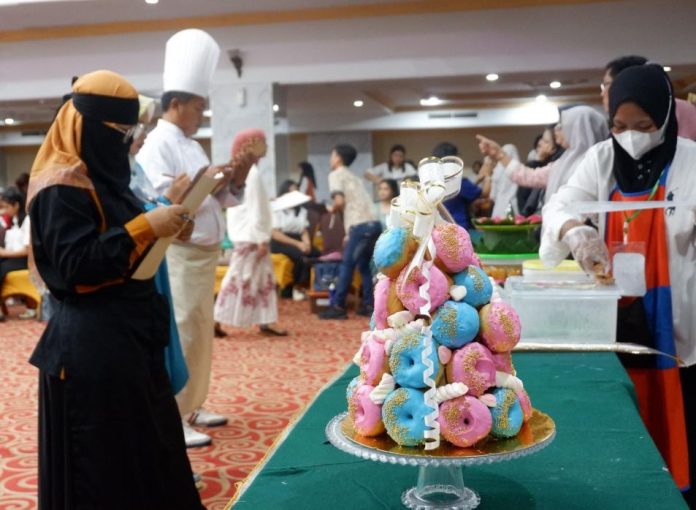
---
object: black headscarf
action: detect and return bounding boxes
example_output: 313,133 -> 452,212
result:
609,64 -> 677,193
73,93 -> 143,227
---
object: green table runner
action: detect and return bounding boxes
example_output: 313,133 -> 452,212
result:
232,353 -> 686,509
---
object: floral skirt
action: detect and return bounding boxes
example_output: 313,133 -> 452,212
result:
214,243 -> 278,327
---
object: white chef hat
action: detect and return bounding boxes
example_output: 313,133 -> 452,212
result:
163,28 -> 221,98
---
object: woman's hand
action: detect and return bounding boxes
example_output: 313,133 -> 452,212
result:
163,173 -> 191,204
256,242 -> 269,259
562,225 -> 610,274
296,240 -> 311,254
144,204 -> 190,238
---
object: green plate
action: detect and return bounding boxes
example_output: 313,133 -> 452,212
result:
473,223 -> 540,232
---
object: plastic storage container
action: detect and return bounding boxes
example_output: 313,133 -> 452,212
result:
505,276 -> 621,344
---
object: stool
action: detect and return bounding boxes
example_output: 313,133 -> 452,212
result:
1,269 -> 41,316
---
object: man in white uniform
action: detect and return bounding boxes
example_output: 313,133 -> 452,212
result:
137,29 -> 246,447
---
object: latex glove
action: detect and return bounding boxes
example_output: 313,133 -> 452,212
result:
163,173 -> 191,204
144,204 -> 189,238
562,225 -> 610,274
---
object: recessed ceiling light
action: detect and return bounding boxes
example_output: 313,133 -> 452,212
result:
419,96 -> 443,107
203,109 -> 212,118
549,81 -> 562,89
535,95 -> 548,103
663,66 -> 672,72
145,0 -> 159,4
4,118 -> 15,125
353,100 -> 364,108
272,104 -> 280,112
486,73 -> 499,82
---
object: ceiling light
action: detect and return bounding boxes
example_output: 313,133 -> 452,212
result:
272,104 -> 280,112
663,66 -> 672,72
353,100 -> 364,108
145,0 -> 159,4
203,109 -> 212,118
486,73 -> 499,82
4,118 -> 15,125
419,96 -> 443,107
549,81 -> 562,89
535,95 -> 548,103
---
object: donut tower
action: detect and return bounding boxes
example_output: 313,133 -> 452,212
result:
346,221 -> 532,449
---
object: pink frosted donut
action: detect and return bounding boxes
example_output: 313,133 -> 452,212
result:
446,342 -> 497,396
349,384 -> 385,437
373,277 -> 391,330
479,302 -> 522,353
437,395 -> 492,447
492,351 -> 515,375
396,265 -> 449,315
360,335 -> 389,386
431,223 -> 476,273
516,387 -> 533,422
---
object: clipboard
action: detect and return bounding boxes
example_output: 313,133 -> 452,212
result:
131,165 -> 225,280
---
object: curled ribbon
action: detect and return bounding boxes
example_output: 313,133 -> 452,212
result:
386,156 -> 464,450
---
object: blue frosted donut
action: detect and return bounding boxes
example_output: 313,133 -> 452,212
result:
388,329 -> 440,389
346,376 -> 362,404
431,300 -> 480,349
453,266 -> 493,309
373,227 -> 418,279
489,388 -> 524,438
382,387 -> 434,446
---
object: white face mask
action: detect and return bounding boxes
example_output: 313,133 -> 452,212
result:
612,96 -> 672,160
613,129 -> 663,160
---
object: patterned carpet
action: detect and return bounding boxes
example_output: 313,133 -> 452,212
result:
0,300 -> 367,510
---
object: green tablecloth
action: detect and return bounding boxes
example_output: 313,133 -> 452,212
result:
232,353 -> 686,509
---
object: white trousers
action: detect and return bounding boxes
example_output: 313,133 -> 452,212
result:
167,242 -> 219,417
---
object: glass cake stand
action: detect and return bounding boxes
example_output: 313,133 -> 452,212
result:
326,409 -> 555,510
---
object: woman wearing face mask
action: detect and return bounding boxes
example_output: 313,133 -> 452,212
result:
28,71 -> 203,509
541,64 -> 696,504
477,105 -> 608,201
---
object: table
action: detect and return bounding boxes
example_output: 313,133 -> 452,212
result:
230,353 -> 687,510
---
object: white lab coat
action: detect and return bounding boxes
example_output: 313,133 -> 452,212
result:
136,119 -> 238,246
541,137 -> 696,366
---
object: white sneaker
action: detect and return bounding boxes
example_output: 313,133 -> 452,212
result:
182,421 -> 212,448
292,288 -> 306,301
190,408 -> 228,428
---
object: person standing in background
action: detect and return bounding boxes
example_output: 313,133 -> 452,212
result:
434,142 -> 492,229
136,29 -> 251,448
14,173 -> 30,196
374,178 -> 399,228
364,144 -> 417,187
215,130 -> 288,336
320,144 -> 382,320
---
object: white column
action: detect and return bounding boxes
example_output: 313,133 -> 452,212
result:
210,81 -> 277,197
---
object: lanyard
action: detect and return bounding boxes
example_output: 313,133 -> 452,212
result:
621,166 -> 667,244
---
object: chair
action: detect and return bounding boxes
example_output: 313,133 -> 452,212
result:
1,269 -> 41,317
271,253 -> 294,290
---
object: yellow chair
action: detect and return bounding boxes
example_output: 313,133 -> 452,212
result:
271,254 -> 294,290
214,265 -> 228,295
1,269 -> 41,316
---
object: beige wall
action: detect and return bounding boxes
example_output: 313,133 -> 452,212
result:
372,126 -> 545,177
1,146 -> 40,188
